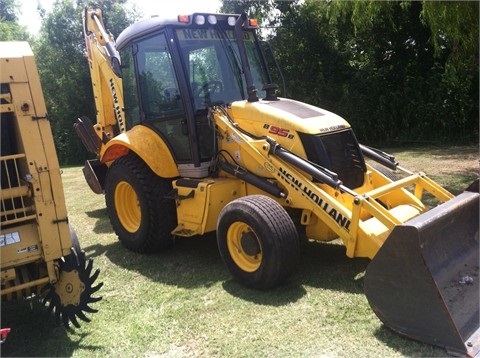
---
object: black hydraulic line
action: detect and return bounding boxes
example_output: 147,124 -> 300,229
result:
360,144 -> 398,171
271,144 -> 343,189
217,161 -> 285,198
216,108 -> 346,192
91,12 -> 122,78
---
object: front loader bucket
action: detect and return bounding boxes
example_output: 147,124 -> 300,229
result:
364,187 -> 479,357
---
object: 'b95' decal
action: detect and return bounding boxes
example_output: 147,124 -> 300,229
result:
263,124 -> 294,139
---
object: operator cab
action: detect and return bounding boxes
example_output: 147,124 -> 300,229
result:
116,13 -> 272,178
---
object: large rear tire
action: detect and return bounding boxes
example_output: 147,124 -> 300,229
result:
105,153 -> 176,253
217,195 -> 299,289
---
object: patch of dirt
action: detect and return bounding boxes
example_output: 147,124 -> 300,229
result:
386,146 -> 479,176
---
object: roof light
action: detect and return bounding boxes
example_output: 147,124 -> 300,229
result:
249,19 -> 258,27
207,15 -> 217,25
227,16 -> 236,26
194,15 -> 205,25
178,15 -> 190,23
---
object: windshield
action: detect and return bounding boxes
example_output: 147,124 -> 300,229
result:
176,28 -> 269,110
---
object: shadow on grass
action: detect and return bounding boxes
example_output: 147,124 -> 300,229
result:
85,233 -> 230,290
221,279 -> 308,306
85,208 -> 112,234
295,240 -> 369,293
0,300 -> 101,357
219,240 -> 369,307
372,326 -> 447,357
84,232 -> 369,303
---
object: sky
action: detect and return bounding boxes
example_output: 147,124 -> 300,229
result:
18,0 -> 222,35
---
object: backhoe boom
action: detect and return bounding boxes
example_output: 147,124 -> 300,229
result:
82,7 -> 125,144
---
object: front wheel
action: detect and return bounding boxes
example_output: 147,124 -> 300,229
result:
217,195 -> 299,289
105,153 -> 176,253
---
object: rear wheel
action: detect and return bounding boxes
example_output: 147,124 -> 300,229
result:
217,195 -> 299,289
105,153 -> 176,253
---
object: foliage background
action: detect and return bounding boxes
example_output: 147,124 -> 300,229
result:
0,0 -> 478,164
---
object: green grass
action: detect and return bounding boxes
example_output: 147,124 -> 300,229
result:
383,145 -> 478,194
1,145 -> 478,357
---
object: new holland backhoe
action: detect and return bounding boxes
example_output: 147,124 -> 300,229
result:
1,41 -> 103,329
77,8 -> 479,356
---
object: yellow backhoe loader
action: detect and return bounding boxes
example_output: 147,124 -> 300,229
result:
1,41 -> 103,329
76,8 -> 479,356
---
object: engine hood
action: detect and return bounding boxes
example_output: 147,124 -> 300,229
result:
227,98 -> 350,135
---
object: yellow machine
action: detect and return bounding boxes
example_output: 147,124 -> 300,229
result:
77,8 -> 479,355
0,41 -> 102,328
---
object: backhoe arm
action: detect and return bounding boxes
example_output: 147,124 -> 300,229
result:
83,7 -> 126,144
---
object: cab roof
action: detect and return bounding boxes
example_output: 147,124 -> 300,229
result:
115,13 -> 247,50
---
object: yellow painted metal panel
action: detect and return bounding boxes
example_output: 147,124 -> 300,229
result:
101,125 -> 179,178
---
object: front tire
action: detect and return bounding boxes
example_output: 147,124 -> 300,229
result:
105,153 -> 176,253
217,195 -> 299,289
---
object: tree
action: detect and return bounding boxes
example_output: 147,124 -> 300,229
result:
270,0 -> 478,144
421,1 -> 478,70
220,0 -> 278,23
0,0 -> 20,22
329,1 -> 479,70
220,0 -> 298,35
270,1 -> 352,110
34,0 -> 135,164
0,0 -> 31,41
326,0 -> 478,143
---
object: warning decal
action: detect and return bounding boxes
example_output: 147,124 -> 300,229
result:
0,232 -> 21,247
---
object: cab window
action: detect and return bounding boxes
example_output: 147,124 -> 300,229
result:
132,32 -> 191,162
135,34 -> 183,119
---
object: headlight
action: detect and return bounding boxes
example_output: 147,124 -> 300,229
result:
194,15 -> 205,25
207,15 -> 217,25
227,16 -> 236,26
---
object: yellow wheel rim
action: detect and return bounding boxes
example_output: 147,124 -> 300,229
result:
226,222 -> 262,272
114,181 -> 141,233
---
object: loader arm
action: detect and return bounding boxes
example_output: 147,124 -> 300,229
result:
213,106 -> 371,253
82,7 -> 125,147
214,106 -> 479,355
212,106 -> 457,259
